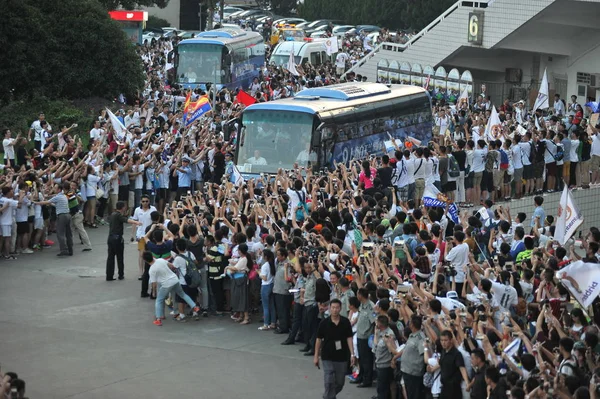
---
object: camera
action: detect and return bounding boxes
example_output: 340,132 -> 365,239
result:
443,261 -> 457,277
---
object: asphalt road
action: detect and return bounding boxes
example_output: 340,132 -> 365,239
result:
0,225 -> 369,399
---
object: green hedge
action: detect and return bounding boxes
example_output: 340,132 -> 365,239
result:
0,97 -> 104,152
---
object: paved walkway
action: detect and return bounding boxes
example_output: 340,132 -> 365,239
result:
0,226 -> 368,399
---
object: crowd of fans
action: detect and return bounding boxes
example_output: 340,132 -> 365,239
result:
2,23 -> 600,399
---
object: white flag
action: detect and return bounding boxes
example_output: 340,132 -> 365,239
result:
286,45 -> 300,76
503,338 -> 522,358
484,106 -> 503,142
554,186 -> 584,245
232,164 -> 245,186
324,38 -> 339,56
532,68 -> 549,112
556,261 -> 600,308
106,108 -> 126,140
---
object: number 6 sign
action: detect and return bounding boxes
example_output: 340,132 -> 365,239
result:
468,11 -> 484,45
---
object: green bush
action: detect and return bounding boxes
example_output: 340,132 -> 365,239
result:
0,97 -> 107,152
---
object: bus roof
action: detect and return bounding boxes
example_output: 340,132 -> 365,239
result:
272,41 -> 325,56
244,83 -> 428,115
179,28 -> 262,46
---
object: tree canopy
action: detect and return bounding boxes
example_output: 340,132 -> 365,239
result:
97,0 -> 170,10
0,0 -> 145,105
299,0 -> 456,31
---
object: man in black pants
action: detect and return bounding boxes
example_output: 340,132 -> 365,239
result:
205,234 -> 226,313
352,288 -> 376,388
106,201 -> 141,281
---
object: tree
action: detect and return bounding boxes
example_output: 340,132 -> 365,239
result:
0,0 -> 145,105
147,15 -> 171,29
96,0 -> 169,9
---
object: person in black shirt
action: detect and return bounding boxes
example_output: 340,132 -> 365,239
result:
439,330 -> 469,398
377,155 -> 394,188
485,366 -> 508,399
314,298 -> 356,399
469,348 -> 488,399
106,201 -> 141,281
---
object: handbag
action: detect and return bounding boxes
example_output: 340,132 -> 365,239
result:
95,188 -> 105,199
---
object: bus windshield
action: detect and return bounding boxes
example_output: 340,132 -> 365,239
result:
177,44 -> 224,84
237,110 -> 316,174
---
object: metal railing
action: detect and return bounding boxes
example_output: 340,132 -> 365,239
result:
342,0 -> 488,79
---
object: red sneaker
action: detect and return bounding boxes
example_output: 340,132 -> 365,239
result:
44,239 -> 55,246
192,306 -> 200,313
153,319 -> 163,326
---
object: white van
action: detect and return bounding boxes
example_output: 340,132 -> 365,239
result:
270,40 -> 336,67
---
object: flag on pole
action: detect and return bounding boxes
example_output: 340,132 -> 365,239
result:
422,182 -> 459,224
234,90 -> 257,107
106,108 -> 126,140
532,68 -> 549,112
232,164 -> 245,186
323,38 -> 339,56
424,75 -> 431,91
484,106 -> 503,142
287,45 -> 300,76
182,90 -> 192,122
185,96 -> 212,127
554,186 -> 584,245
556,261 -> 600,308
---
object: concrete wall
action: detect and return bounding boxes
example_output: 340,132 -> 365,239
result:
566,44 -> 600,104
143,0 -> 181,28
489,186 -> 600,238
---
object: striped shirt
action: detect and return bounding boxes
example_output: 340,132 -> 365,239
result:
49,192 -> 70,215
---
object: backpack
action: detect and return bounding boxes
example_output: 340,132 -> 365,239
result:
499,149 -> 509,170
560,361 -> 589,387
554,145 -> 564,161
447,154 -> 460,178
179,253 -> 202,288
294,190 -> 310,222
423,369 -> 440,388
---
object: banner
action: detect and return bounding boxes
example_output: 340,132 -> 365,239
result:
422,182 -> 459,223
485,106 -> 503,142
185,96 -> 212,127
106,108 -> 126,140
324,37 -> 338,56
554,186 -> 583,245
532,68 -> 549,111
232,164 -> 245,186
556,261 -> 600,308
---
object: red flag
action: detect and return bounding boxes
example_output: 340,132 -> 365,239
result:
235,90 -> 257,107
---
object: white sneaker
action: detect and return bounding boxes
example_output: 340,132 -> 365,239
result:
22,248 -> 34,254
169,310 -> 178,316
176,314 -> 187,322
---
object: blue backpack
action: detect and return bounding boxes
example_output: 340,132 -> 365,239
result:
294,190 -> 310,222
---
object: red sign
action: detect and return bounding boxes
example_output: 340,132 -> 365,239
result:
109,10 -> 148,22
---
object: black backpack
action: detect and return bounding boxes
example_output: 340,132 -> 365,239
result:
560,360 -> 589,387
179,253 -> 202,288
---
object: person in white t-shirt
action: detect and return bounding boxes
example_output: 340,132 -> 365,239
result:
444,231 -> 470,297
89,120 -> 104,142
335,52 -> 349,76
258,249 -> 277,330
28,112 -> 51,151
0,186 -> 23,259
2,129 -> 19,166
172,240 -> 199,322
84,165 -> 103,226
145,252 -> 200,326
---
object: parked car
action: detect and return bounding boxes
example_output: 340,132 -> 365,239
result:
355,25 -> 381,34
223,6 -> 243,18
332,25 -> 355,36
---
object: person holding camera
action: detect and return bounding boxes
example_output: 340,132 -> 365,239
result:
444,231 -> 469,297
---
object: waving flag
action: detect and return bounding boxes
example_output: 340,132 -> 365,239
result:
532,68 -> 549,112
185,96 -> 212,127
422,182 -> 459,223
235,90 -> 257,107
485,106 -> 503,142
287,44 -> 300,76
554,186 -> 583,245
584,101 -> 599,113
106,108 -> 126,140
556,261 -> 600,308
182,90 -> 192,122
